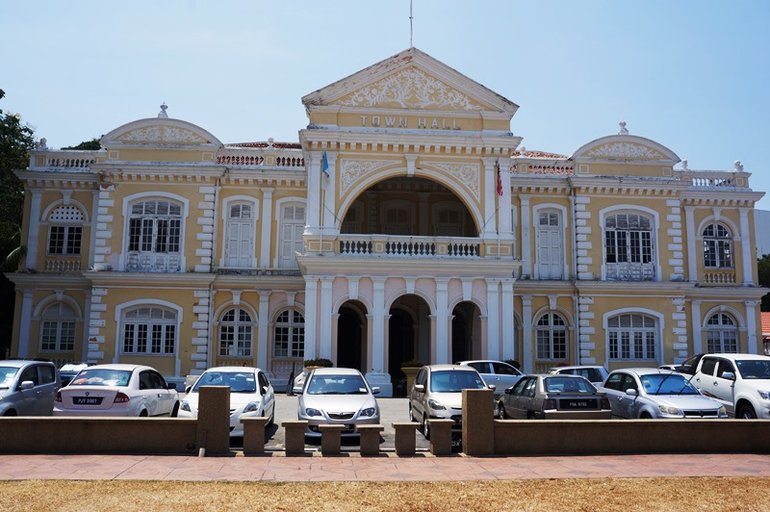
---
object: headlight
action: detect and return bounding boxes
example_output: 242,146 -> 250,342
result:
243,401 -> 259,413
718,406 -> 728,418
305,408 -> 323,417
428,398 -> 446,411
180,401 -> 191,412
757,390 -> 770,400
658,404 -> 682,416
359,407 -> 376,417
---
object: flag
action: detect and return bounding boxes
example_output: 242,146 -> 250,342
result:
496,159 -> 503,196
321,150 -> 330,178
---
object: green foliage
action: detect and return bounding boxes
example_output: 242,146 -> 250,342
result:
758,254 -> 770,312
400,359 -> 424,368
303,358 -> 333,368
62,137 -> 102,150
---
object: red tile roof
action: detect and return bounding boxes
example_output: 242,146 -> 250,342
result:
762,312 -> 770,338
511,149 -> 568,159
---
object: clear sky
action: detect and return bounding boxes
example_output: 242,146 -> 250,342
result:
2,0 -> 769,209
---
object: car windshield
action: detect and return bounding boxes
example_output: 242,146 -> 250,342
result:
430,370 -> 486,393
736,360 -> 770,379
70,369 -> 131,387
544,376 -> 596,394
307,374 -> 369,395
639,374 -> 699,395
192,371 -> 257,393
0,367 -> 19,389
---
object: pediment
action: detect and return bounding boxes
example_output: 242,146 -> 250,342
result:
303,47 -> 518,115
572,135 -> 679,164
102,118 -> 222,150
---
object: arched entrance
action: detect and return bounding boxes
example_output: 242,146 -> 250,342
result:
451,301 -> 482,362
388,294 -> 431,396
336,301 -> 367,372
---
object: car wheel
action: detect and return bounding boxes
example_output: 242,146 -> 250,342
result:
139,409 -> 149,417
737,404 -> 757,419
496,401 -> 507,419
171,402 -> 180,418
421,414 -> 431,440
639,412 -> 652,419
526,411 -> 536,420
3,409 -> 17,416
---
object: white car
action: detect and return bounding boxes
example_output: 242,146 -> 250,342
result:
53,364 -> 179,417
548,365 -> 609,387
691,353 -> 770,418
178,366 -> 276,436
295,367 -> 380,438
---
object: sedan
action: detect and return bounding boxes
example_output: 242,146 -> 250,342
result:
295,367 -> 380,438
54,364 -> 179,417
178,366 -> 275,436
600,368 -> 727,419
500,374 -> 612,419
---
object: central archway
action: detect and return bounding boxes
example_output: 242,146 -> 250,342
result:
451,301 -> 482,363
388,294 -> 431,396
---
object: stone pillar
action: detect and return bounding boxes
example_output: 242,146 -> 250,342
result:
305,151 -> 321,235
740,208 -> 753,285
482,158 -> 497,238
319,277 -> 333,359
462,388 -> 494,455
196,386 -> 231,456
684,206 -> 697,282
322,151 -> 338,236
522,295 -> 533,372
520,196 -> 531,277
257,290 -> 271,371
16,289 -> 34,358
435,278 -> 449,364
501,278 -> 515,360
259,188 -> 273,268
25,191 -> 42,270
82,290 -> 92,362
691,300 -> 703,354
303,277 -> 319,360
371,277 -> 386,372
745,301 -> 759,353
498,156 -> 513,239
486,278 -> 500,360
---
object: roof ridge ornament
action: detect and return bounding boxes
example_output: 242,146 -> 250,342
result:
734,160 -> 743,172
618,120 -> 629,135
158,102 -> 168,118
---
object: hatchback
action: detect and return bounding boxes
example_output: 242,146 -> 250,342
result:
500,374 -> 612,419
0,360 -> 60,416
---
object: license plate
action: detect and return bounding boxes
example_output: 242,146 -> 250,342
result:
73,396 -> 103,405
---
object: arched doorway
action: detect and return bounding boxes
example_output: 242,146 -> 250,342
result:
451,301 -> 482,362
388,294 -> 431,396
336,301 -> 367,372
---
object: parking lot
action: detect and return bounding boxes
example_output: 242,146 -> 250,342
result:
232,394 -> 431,452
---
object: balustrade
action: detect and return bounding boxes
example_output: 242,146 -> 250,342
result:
337,234 -> 481,259
44,257 -> 82,272
702,269 -> 737,285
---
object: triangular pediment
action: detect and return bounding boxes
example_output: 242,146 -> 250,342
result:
303,47 -> 518,115
572,135 -> 680,164
101,118 -> 222,150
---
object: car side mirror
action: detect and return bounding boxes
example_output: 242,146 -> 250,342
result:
414,384 -> 425,392
167,383 -> 178,391
185,385 -> 192,394
487,384 -> 496,391
371,386 -> 381,395
625,388 -> 638,396
504,387 -> 513,395
261,386 -> 269,395
292,386 -> 303,394
720,371 -> 736,380
19,381 -> 34,391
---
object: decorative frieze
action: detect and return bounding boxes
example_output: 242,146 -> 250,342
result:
423,161 -> 480,201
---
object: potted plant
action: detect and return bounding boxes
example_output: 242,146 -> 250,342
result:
303,358 -> 333,371
400,360 -> 424,396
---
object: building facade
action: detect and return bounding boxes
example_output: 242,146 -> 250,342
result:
9,48 -> 766,393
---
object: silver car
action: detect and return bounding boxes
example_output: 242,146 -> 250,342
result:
548,365 -> 609,387
0,360 -> 60,416
600,368 -> 727,419
295,367 -> 380,438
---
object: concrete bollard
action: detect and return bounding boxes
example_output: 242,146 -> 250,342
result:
392,422 -> 419,456
428,419 -> 455,456
282,421 -> 308,455
462,388 -> 495,455
356,424 -> 384,456
319,424 -> 345,455
197,386 -> 231,456
241,417 -> 269,455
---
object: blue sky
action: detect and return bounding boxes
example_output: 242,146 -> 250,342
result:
2,0 -> 769,209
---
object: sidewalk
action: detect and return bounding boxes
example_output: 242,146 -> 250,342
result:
2,453 -> 770,481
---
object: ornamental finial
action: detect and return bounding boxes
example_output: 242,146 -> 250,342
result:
158,102 -> 168,118
618,121 -> 628,135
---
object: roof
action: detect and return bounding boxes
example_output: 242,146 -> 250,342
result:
762,312 -> 770,338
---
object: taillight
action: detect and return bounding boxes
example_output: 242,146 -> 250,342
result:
55,391 -> 62,403
543,398 -> 556,410
113,392 -> 130,403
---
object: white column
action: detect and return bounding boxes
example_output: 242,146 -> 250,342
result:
739,208 -> 753,285
303,277 -> 318,360
498,156 -> 513,239
745,301 -> 758,353
257,290 -> 271,370
319,277 -> 333,359
87,191 -> 99,269
371,277 -> 386,372
435,278 -> 450,363
522,295 -> 533,372
501,278 -> 515,360
520,196 -> 532,277
485,278 -> 500,360
691,300 -> 702,354
482,158 -> 497,237
684,206 -> 697,282
81,290 -> 92,362
304,151 -> 321,235
16,289 -> 34,358
322,152 -> 338,235
25,191 -> 42,270
259,188 -> 273,269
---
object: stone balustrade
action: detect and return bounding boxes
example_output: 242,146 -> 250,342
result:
338,234 -> 481,258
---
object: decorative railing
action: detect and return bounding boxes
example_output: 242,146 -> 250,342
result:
217,147 -> 305,168
605,262 -> 656,281
125,252 -> 181,273
680,170 -> 750,189
29,150 -> 102,170
270,357 -> 303,380
214,355 -> 253,367
338,235 -> 481,258
702,268 -> 737,285
44,257 -> 82,272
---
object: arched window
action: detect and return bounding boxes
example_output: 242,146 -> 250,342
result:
121,306 -> 177,355
278,203 -> 305,268
608,313 -> 657,360
604,212 -> 655,280
224,203 -> 255,267
126,199 -> 182,272
706,313 -> 738,353
536,312 -> 568,360
40,302 -> 77,351
219,308 -> 253,357
702,223 -> 733,268
47,205 -> 84,256
273,309 -> 305,358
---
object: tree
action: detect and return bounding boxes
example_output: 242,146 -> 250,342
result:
0,88 -> 35,357
62,137 -> 102,150
758,253 -> 770,312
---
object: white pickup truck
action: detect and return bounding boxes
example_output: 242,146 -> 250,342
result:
691,353 -> 770,419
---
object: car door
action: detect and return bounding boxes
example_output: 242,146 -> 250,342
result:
620,374 -> 641,418
150,371 -> 175,415
258,371 -> 275,418
693,356 -> 719,401
509,377 -> 537,418
502,377 -> 530,418
410,368 -> 428,419
138,370 -> 161,415
601,372 -> 626,417
709,358 -> 738,415
491,362 -> 522,393
34,364 -> 59,415
15,365 -> 40,415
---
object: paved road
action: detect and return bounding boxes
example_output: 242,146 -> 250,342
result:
233,394 -> 430,451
